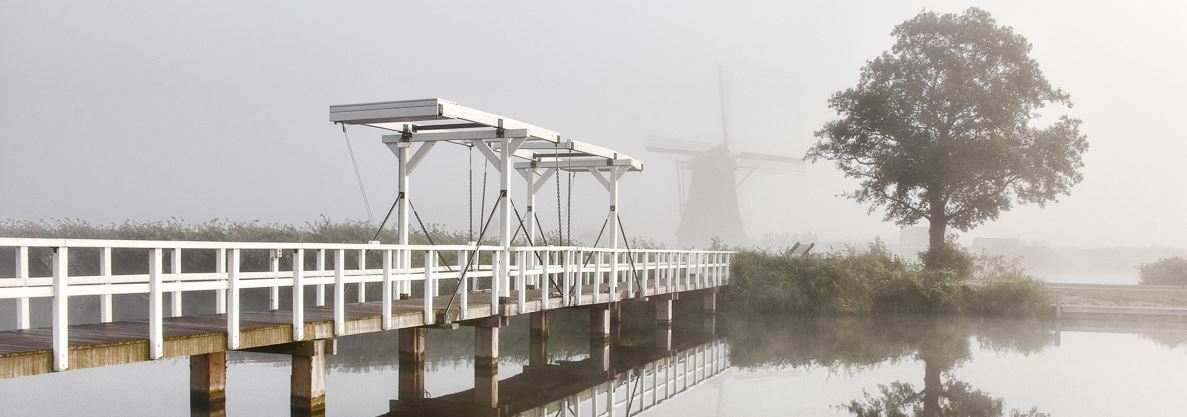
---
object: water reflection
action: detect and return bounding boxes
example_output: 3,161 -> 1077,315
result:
5,310 -> 1187,416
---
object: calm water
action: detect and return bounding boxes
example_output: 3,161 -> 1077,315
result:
1,310 -> 1185,416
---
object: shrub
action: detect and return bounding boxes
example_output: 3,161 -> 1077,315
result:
1137,257 -> 1187,285
966,278 -> 1051,317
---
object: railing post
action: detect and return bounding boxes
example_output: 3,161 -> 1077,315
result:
517,250 -> 527,308
613,252 -> 622,301
382,249 -> 393,330
540,250 -> 550,308
293,248 -> 305,341
52,246 -> 69,371
459,249 -> 469,320
593,252 -> 603,304
149,247 -> 164,360
357,249 -> 367,303
491,251 -> 501,313
227,249 -> 241,349
269,249 -> 280,311
684,253 -> 691,291
100,247 -> 113,323
171,248 -> 183,317
215,249 -> 227,315
424,250 -> 435,325
642,252 -> 649,297
334,249 -> 345,335
315,249 -> 326,306
562,250 -> 572,307
574,250 -> 584,304
15,246 -> 30,330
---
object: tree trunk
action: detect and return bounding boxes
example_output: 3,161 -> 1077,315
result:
927,218 -> 947,252
921,359 -> 942,417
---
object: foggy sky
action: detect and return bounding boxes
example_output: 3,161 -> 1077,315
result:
1,0 -> 1184,248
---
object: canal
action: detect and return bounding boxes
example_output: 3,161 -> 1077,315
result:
1,309 -> 1184,416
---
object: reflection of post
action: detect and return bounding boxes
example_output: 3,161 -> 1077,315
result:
701,314 -> 716,337
655,325 -> 673,352
529,311 -> 549,367
291,340 -> 331,417
656,297 -> 673,328
398,328 -> 426,403
475,319 -> 500,409
590,305 -> 611,342
189,352 -> 226,417
703,289 -> 717,314
591,339 -> 611,373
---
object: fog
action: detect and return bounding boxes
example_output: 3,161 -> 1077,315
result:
2,0 -> 1185,251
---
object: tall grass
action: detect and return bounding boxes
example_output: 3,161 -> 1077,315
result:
722,242 -> 1053,318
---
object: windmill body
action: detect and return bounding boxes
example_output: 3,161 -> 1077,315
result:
649,68 -> 803,248
676,145 -> 748,247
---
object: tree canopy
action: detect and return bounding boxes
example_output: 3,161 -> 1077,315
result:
807,8 -> 1088,253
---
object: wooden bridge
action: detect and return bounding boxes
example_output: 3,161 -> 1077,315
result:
0,99 -> 734,416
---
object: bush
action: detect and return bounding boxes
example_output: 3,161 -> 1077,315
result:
1137,257 -> 1187,285
724,242 -> 1052,318
966,278 -> 1051,317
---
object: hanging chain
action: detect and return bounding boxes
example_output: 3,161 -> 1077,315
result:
555,139 -> 562,245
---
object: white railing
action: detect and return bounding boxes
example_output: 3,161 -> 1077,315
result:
0,238 -> 731,372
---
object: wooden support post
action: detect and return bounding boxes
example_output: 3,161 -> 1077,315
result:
190,352 -> 226,416
398,328 -> 426,403
529,311 -> 548,367
474,319 -> 500,409
290,340 -> 330,416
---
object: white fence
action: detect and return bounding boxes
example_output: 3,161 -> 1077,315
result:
0,238 -> 731,371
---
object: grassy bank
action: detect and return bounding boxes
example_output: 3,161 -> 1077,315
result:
721,242 -> 1052,318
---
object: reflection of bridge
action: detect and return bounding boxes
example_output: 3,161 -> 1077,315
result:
385,328 -> 728,417
0,99 -> 733,416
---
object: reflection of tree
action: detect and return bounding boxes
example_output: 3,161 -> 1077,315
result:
844,379 -> 1048,417
721,315 -> 1056,416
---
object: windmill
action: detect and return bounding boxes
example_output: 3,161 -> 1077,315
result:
647,69 -> 803,248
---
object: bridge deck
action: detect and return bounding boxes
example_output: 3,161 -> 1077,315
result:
0,283 -> 700,379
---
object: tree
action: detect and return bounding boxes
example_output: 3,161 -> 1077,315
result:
807,8 -> 1088,262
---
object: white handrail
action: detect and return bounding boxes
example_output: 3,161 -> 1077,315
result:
0,237 -> 733,373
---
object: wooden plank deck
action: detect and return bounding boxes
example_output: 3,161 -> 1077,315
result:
0,283 -> 703,379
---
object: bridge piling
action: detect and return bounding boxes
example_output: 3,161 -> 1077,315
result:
474,318 -> 500,409
398,328 -> 426,403
529,311 -> 548,367
189,352 -> 226,417
288,339 -> 332,416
